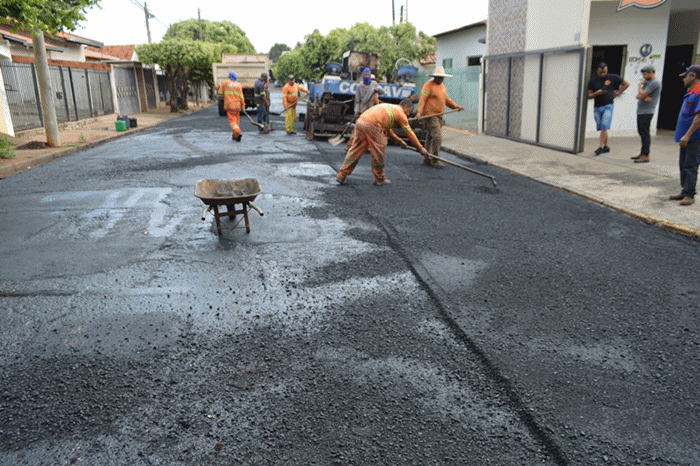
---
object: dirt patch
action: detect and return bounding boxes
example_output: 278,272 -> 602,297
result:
16,141 -> 50,150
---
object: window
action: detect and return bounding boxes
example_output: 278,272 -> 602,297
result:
467,55 -> 481,67
442,58 -> 453,69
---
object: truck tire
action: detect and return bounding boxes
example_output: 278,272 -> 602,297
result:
218,99 -> 226,116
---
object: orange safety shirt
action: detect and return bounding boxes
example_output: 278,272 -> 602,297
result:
417,80 -> 459,116
219,80 -> 245,110
360,103 -> 424,150
282,83 -> 309,108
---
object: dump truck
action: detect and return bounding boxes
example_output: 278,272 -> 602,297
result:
213,53 -> 270,115
303,50 -> 418,141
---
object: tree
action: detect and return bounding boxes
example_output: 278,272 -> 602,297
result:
165,19 -> 255,54
1,0 -> 100,147
137,39 -> 219,111
268,43 -> 291,63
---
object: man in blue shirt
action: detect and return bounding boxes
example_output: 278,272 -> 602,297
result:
670,65 -> 700,206
254,73 -> 270,133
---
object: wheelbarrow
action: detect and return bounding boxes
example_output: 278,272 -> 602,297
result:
195,178 -> 264,235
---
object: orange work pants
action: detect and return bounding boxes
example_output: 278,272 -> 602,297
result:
337,119 -> 387,183
227,109 -> 242,138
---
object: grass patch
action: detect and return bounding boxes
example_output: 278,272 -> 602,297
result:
0,134 -> 16,159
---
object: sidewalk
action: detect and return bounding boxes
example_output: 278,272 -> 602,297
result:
442,127 -> 700,239
0,104 -> 210,179
1,108 -> 697,239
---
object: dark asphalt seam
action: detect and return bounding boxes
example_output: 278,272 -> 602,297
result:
376,218 -> 569,466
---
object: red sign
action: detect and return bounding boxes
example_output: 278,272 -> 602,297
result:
617,0 -> 667,11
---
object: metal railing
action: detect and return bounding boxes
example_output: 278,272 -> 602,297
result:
414,66 -> 481,133
1,61 -> 114,132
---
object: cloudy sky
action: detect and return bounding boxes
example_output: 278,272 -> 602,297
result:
76,0 -> 488,53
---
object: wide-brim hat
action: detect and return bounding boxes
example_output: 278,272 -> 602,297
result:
429,66 -> 452,78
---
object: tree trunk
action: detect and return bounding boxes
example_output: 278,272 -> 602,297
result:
32,31 -> 60,147
166,67 -> 178,112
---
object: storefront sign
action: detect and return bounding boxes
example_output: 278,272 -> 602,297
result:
617,0 -> 667,11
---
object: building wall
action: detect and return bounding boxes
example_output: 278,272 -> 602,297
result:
585,0 -> 671,138
525,0 -> 588,50
435,26 -> 486,70
0,43 -> 13,136
667,9 -> 700,61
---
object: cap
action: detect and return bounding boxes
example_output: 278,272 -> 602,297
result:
640,65 -> 655,73
261,72 -> 268,78
680,65 -> 700,78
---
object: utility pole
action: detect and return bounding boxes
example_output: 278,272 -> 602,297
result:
198,8 -> 203,41
32,31 -> 59,147
400,5 -> 404,23
392,0 -> 395,25
144,1 -> 152,44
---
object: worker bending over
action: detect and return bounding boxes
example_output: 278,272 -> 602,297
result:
282,75 -> 310,134
337,99 -> 429,186
218,71 -> 245,141
416,66 -> 463,168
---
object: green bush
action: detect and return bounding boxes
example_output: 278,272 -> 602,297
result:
0,134 -> 16,159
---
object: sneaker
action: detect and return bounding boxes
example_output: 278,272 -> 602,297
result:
594,147 -> 604,156
669,193 -> 685,201
680,196 -> 695,206
236,134 -> 242,142
602,146 -> 610,153
634,155 -> 649,163
336,176 -> 347,185
259,129 -> 269,134
631,154 -> 643,160
373,179 -> 392,185
289,130 -> 296,135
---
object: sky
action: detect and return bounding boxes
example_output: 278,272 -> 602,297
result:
76,0 -> 488,53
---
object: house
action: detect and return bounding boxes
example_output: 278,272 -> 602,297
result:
434,20 -> 487,70
483,0 -> 700,153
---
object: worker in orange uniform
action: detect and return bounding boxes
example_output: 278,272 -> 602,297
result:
282,75 -> 310,135
218,71 -> 245,141
416,66 -> 463,167
337,99 -> 429,186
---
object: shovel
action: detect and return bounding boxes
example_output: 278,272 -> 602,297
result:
408,108 -> 462,122
329,114 -> 358,146
242,109 -> 265,129
283,95 -> 309,112
406,146 -> 497,187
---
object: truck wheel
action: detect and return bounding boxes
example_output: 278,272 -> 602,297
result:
218,99 -> 226,116
305,119 -> 314,141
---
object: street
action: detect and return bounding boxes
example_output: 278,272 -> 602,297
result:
0,94 -> 699,465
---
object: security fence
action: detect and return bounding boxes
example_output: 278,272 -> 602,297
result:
482,46 -> 588,153
0,61 -> 114,132
415,66 -> 481,133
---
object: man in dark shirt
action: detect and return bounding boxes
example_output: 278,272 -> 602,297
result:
587,63 -> 630,155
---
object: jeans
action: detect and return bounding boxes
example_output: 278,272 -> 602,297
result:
594,104 -> 614,131
679,138 -> 700,198
637,113 -> 653,155
257,103 -> 269,126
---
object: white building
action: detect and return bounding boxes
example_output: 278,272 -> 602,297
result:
434,20 -> 487,70
483,0 -> 700,153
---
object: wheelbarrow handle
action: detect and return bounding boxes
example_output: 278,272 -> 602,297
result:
201,205 -> 212,221
249,202 -> 264,216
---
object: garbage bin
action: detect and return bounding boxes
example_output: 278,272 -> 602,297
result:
115,120 -> 127,131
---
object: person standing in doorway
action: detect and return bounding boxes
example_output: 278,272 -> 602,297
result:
254,72 -> 270,134
218,71 -> 245,142
669,65 -> 700,206
632,65 -> 662,163
282,75 -> 310,135
587,62 -> 630,155
415,66 -> 464,168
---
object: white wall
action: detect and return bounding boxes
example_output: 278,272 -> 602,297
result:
585,1 -> 671,138
0,43 -> 14,136
435,25 -> 486,70
525,0 -> 588,50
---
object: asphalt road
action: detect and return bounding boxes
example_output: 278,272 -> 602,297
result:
0,96 -> 698,466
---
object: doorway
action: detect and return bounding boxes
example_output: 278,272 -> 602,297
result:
591,45 -> 627,78
658,44 -> 694,130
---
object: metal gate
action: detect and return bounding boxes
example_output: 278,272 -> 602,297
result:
143,67 -> 157,109
113,65 -> 140,116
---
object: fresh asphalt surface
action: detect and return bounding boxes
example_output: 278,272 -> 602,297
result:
0,101 -> 699,465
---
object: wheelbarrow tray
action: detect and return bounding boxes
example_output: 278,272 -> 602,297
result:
195,178 -> 264,234
195,178 -> 262,205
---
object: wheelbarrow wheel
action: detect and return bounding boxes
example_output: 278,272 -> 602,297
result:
226,204 -> 237,222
